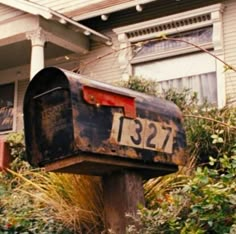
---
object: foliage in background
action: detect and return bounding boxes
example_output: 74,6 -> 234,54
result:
6,131 -> 28,171
184,106 -> 236,165
128,145 -> 236,234
0,132 -> 104,233
117,76 -> 159,97
0,144 -> 68,232
0,170 -> 69,233
163,88 -> 236,165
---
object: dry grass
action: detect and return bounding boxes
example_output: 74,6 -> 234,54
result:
8,169 -> 104,233
144,154 -> 196,208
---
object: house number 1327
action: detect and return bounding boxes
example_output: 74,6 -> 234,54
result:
110,113 -> 176,154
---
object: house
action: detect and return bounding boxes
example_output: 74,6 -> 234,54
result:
0,0 -> 235,138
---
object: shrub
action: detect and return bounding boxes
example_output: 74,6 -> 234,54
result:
117,76 -> 159,97
0,132 -> 104,233
128,146 -> 236,234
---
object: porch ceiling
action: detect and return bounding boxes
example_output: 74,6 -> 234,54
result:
0,40 -> 73,70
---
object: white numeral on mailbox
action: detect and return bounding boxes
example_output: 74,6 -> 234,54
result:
110,113 -> 176,154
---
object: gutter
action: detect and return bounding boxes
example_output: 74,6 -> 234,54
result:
0,0 -> 112,45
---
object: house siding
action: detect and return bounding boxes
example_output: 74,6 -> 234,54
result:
80,30 -> 123,84
223,0 -> 236,104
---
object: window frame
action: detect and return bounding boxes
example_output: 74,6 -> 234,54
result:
0,81 -> 17,134
113,3 -> 225,108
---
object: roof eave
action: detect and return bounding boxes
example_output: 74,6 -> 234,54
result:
67,0 -> 157,21
0,0 -> 112,45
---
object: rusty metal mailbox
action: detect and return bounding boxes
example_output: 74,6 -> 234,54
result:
24,67 -> 186,178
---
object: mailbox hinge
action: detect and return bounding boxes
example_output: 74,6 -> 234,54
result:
82,86 -> 136,118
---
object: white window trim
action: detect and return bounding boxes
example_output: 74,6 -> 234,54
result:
131,42 -> 214,65
113,3 -> 226,108
0,80 -> 17,135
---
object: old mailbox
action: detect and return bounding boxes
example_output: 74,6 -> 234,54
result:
24,67 -> 186,178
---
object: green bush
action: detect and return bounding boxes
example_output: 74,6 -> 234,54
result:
184,107 -> 236,165
128,147 -> 236,234
117,76 -> 159,97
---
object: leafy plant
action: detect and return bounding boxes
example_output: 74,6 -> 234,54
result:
184,107 -> 236,164
128,147 -> 236,234
117,76 -> 159,97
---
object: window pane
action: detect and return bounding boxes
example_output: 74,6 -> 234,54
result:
133,52 -> 216,81
133,27 -> 213,58
0,83 -> 14,131
133,52 -> 217,104
159,72 -> 217,104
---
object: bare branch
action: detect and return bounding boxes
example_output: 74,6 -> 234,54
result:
184,114 -> 236,131
166,36 -> 236,73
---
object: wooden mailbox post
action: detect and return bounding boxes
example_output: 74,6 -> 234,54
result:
24,67 -> 186,233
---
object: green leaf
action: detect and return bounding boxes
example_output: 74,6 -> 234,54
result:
208,220 -> 213,227
199,175 -> 209,184
211,134 -> 218,139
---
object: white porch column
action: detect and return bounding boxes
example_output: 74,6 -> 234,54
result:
26,28 -> 46,80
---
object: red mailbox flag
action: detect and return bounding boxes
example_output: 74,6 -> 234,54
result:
0,139 -> 11,171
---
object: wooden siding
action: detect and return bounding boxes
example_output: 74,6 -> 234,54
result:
16,79 -> 29,131
80,30 -> 123,84
223,0 -> 236,104
0,4 -> 25,23
80,0 -> 236,106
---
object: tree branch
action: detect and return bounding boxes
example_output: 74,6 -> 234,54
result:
184,114 -> 236,131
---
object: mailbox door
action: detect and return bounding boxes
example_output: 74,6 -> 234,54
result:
33,87 -> 74,164
24,67 -> 75,166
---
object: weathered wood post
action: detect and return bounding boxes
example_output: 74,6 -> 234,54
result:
23,67 -> 186,233
102,171 -> 144,233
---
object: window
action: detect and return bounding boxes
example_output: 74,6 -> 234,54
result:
132,27 -> 213,59
0,83 -> 15,132
132,27 -> 217,104
114,4 -> 225,107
